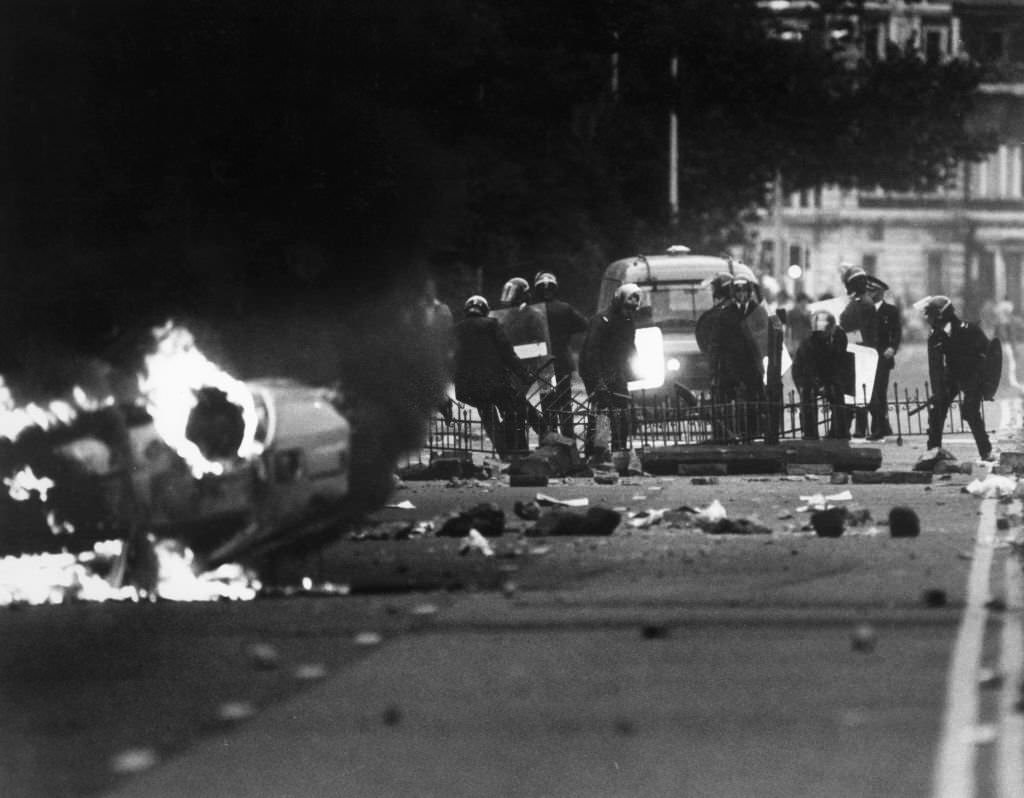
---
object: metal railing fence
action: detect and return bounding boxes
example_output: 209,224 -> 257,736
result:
405,380 -> 981,465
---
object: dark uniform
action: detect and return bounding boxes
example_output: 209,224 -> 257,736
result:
453,296 -> 541,459
534,272 -> 588,437
840,289 -> 901,439
922,297 -> 992,460
792,312 -> 851,440
709,279 -> 766,441
580,284 -> 639,458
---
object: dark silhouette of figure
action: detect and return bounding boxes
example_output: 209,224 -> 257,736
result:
918,295 -> 993,463
840,269 -> 901,440
452,295 -> 541,459
533,271 -> 587,437
580,283 -> 640,461
792,310 -> 851,440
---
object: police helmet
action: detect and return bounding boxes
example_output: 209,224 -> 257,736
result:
842,265 -> 868,296
811,309 -> 836,332
464,295 -> 490,317
500,277 -> 530,307
613,282 -> 642,309
915,295 -> 954,325
533,272 -> 558,301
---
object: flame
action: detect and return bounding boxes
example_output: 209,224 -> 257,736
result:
139,322 -> 261,478
0,539 -> 260,606
5,466 -> 55,502
0,376 -> 113,442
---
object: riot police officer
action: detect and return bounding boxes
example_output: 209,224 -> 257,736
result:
916,295 -> 994,463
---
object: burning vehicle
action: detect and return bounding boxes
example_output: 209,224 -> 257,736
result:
0,322 -> 352,598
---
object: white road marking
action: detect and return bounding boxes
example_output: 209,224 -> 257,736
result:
932,498 -> 997,798
998,552 -> 1024,798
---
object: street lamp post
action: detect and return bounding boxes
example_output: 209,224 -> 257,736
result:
669,54 -> 679,228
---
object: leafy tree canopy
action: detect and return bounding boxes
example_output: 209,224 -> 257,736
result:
5,0 -> 995,329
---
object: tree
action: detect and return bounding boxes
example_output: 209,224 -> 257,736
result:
4,0 -> 996,323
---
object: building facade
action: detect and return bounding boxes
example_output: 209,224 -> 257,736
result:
752,0 -> 1024,324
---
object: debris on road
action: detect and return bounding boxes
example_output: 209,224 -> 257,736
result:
438,503 -> 505,537
922,588 -> 948,608
354,631 -> 384,646
797,490 -> 853,512
535,493 -> 589,508
215,700 -> 257,724
513,500 -> 542,520
245,642 -> 281,670
384,500 -> 416,510
527,507 -> 621,537
850,471 -> 932,484
506,433 -> 583,479
293,663 -> 328,681
850,623 -> 877,653
678,501 -> 771,535
458,528 -> 495,557
889,507 -> 921,538
397,452 -> 490,481
810,507 -> 846,537
627,509 -> 668,529
964,473 -> 1018,498
913,447 -> 958,473
348,521 -> 432,541
109,748 -> 159,775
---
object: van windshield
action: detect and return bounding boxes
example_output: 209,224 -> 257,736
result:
636,282 -> 714,329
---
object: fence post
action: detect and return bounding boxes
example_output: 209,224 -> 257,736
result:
764,316 -> 784,445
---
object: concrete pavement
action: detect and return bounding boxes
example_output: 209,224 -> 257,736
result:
96,433 -> 1019,798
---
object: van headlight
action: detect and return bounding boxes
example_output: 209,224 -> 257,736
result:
666,357 -> 680,372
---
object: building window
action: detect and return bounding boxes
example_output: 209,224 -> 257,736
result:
789,244 -> 803,269
862,254 -> 877,275
927,252 -> 944,296
868,220 -> 884,241
970,145 -> 1023,199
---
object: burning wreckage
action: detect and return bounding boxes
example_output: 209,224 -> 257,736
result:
0,322 -> 352,604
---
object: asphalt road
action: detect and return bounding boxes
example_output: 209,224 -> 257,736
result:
2,432 -> 1023,798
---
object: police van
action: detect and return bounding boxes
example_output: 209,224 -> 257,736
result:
597,246 -> 730,398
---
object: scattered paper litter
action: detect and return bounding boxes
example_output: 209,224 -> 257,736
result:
965,474 -> 1018,499
797,490 -> 854,511
459,528 -> 495,557
536,493 -> 589,507
110,748 -> 159,775
695,499 -> 727,522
